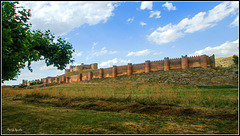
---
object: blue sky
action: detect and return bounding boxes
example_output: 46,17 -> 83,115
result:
2,1 -> 239,85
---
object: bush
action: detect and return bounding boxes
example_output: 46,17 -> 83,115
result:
19,84 -> 27,88
211,66 -> 222,70
30,81 -> 43,86
25,93 -> 50,98
232,55 -> 238,66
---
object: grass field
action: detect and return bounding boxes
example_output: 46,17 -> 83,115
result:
215,55 -> 238,67
2,80 -> 238,134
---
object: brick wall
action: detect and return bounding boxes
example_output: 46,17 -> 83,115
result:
82,72 -> 88,81
169,58 -> 182,69
23,54 -> 215,86
92,70 -> 100,79
150,60 -> 164,71
188,56 -> 201,68
132,63 -> 145,74
103,68 -> 112,78
117,65 -> 128,76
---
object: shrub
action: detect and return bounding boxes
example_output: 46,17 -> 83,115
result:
232,55 -> 238,66
25,93 -> 50,98
30,81 -> 43,86
19,84 -> 27,88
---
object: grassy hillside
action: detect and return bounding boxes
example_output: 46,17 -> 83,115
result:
2,82 -> 238,134
215,55 -> 238,67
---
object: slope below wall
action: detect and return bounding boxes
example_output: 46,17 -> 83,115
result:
84,67 -> 238,87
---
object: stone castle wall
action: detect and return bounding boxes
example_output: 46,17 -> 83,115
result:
65,63 -> 98,74
23,54 -> 215,86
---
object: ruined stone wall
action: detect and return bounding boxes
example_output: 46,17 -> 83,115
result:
23,54 -> 215,85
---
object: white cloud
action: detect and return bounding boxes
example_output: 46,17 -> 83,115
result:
127,17 -> 134,24
3,60 -> 64,85
147,24 -> 184,44
87,46 -> 118,60
2,55 -> 65,85
99,58 -> 131,68
188,39 -> 239,58
149,10 -> 161,19
2,72 -> 45,85
93,47 -> 117,56
140,21 -> 147,26
73,51 -> 83,57
148,1 -> 239,45
93,47 -> 107,56
230,15 -> 239,27
153,51 -> 163,55
140,1 -> 153,10
18,1 -> 119,36
126,49 -> 151,57
206,1 -> 239,23
76,52 -> 83,57
40,65 -> 57,71
162,2 -> 176,11
109,50 -> 118,54
37,60 -> 64,71
92,42 -> 98,50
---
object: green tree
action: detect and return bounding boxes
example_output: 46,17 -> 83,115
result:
1,2 -> 75,82
232,55 -> 238,66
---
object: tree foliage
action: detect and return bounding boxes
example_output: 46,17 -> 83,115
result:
232,55 -> 238,66
2,2 -> 75,82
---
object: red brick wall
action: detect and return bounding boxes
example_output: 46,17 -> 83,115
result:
70,75 -> 79,82
58,76 -> 66,83
26,55 -> 215,85
65,69 -> 70,74
132,63 -> 145,74
82,73 -> 88,81
103,68 -> 112,78
72,65 -> 91,72
150,60 -> 164,71
117,65 -> 128,76
92,70 -> 99,79
188,56 -> 201,68
169,58 -> 182,69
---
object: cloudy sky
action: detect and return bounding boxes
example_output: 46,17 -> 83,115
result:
3,1 -> 239,85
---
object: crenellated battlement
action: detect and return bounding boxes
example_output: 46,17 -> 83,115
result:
151,59 -> 164,62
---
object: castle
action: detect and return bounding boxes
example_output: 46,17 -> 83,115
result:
65,63 -> 98,74
22,54 -> 215,86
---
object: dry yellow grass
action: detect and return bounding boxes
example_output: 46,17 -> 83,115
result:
215,55 -> 238,67
2,84 -> 238,110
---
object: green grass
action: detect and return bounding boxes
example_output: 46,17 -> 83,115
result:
3,83 -> 238,109
28,84 -> 238,109
2,96 -> 238,134
2,81 -> 238,134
